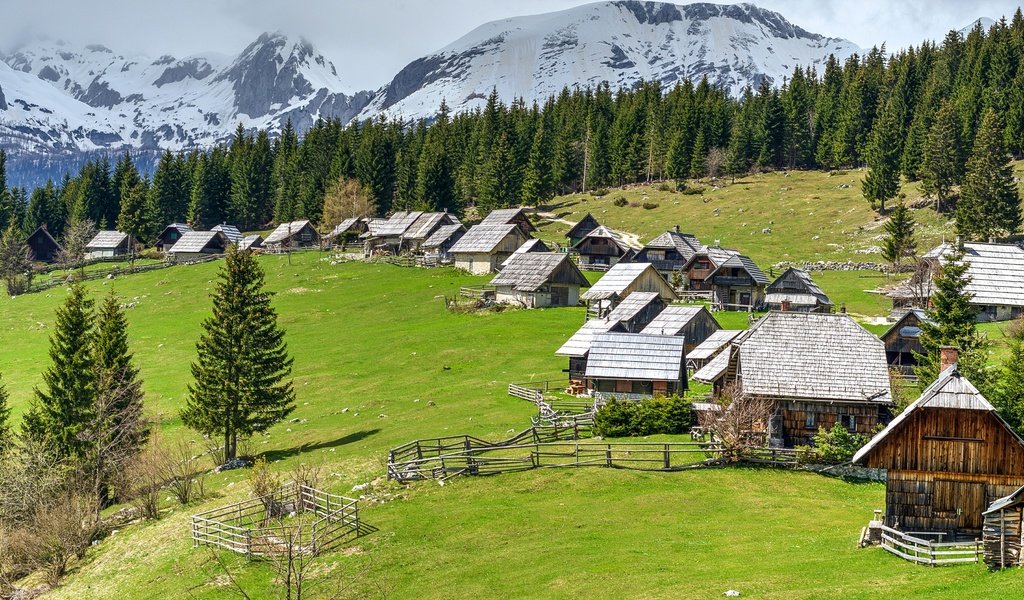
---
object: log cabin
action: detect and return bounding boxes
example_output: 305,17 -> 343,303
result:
854,350 -> 1024,536
26,226 -> 61,263
489,252 -> 589,308
881,309 -> 931,378
565,213 -> 601,247
401,212 -> 460,254
211,224 -> 244,245
633,226 -> 703,279
681,246 -> 768,310
585,332 -> 687,401
501,239 -> 552,267
362,211 -> 423,255
239,234 -> 263,252
421,225 -> 466,265
765,267 -> 832,313
640,305 -> 721,352
580,262 -> 678,317
85,230 -> 130,259
571,225 -> 635,269
922,241 -> 1024,322
449,223 -> 530,274
479,207 -> 536,237
166,230 -> 228,262
264,220 -> 319,250
327,218 -> 368,247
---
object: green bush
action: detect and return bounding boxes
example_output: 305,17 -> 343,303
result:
642,202 -> 659,210
656,182 -> 675,192
612,196 -> 628,207
592,188 -> 610,197
808,423 -> 871,463
681,186 -> 705,195
594,396 -> 694,438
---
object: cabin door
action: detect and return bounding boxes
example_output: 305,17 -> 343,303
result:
551,286 -> 569,307
935,480 -> 985,530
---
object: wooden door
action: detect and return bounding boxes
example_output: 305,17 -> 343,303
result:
935,480 -> 986,530
551,286 -> 568,307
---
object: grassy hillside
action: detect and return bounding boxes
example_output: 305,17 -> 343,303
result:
2,255 -> 1021,598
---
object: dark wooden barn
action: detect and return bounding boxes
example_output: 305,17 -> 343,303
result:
881,309 -> 931,378
765,267 -> 832,313
571,225 -> 635,269
565,213 -> 601,247
26,226 -> 62,262
854,350 -> 1024,536
640,305 -> 721,352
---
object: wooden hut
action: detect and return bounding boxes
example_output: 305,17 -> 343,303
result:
984,486 -> 1024,569
881,309 -> 931,378
166,231 -> 228,262
686,329 -> 742,372
640,305 -> 721,352
421,225 -> 465,265
765,267 -> 832,313
705,253 -> 769,311
85,231 -> 129,259
585,332 -> 687,401
211,224 -> 244,245
479,207 -> 536,237
489,253 -> 589,308
154,223 -> 192,252
580,262 -> 678,317
449,224 -> 530,274
327,217 -> 368,247
922,241 -> 1024,321
239,234 -> 263,252
264,220 -> 319,250
26,226 -> 61,262
501,239 -> 552,267
633,226 -> 703,279
557,291 -> 667,384
565,213 -> 601,247
402,212 -> 460,253
854,351 -> 1024,535
571,225 -> 635,269
699,312 -> 893,447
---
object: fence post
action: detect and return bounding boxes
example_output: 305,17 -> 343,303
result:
606,444 -> 612,467
929,540 -> 935,566
664,444 -> 671,469
245,530 -> 252,560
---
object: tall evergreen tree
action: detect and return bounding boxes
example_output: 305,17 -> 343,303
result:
956,109 -> 1021,240
181,247 -> 295,461
994,320 -> 1024,433
0,373 -> 10,456
881,203 -> 917,268
921,100 -> 963,212
862,101 -> 901,212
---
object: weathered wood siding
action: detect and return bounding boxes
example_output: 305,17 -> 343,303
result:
494,284 -> 579,308
679,312 -> 720,352
621,268 -> 676,300
984,506 -> 1023,568
778,400 -> 881,447
885,471 -> 1024,532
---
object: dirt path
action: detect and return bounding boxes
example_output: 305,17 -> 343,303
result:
534,210 -> 643,249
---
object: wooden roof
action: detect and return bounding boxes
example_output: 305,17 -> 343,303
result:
168,231 -> 227,254
585,332 -> 686,381
580,262 -> 677,301
87,230 -> 128,249
880,309 -> 932,342
265,220 -> 314,244
985,485 -> 1024,515
489,253 -> 588,292
211,224 -> 243,244
331,218 -> 361,238
556,291 -> 663,357
692,348 -> 733,383
926,242 -> 1024,307
642,230 -> 703,259
156,223 -> 192,239
403,212 -> 459,241
735,312 -> 891,404
27,226 -> 61,249
688,329 -> 742,361
375,211 -> 423,237
501,239 -> 553,266
449,224 -> 523,254
565,213 -> 601,239
479,208 -> 536,233
572,225 -> 634,253
239,234 -> 263,251
422,224 -> 466,249
707,253 -> 770,285
641,305 -> 718,336
766,267 -> 831,305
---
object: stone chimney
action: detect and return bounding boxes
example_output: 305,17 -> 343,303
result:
940,346 -> 960,372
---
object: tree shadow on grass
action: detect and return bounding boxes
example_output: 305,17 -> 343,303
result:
262,428 -> 382,462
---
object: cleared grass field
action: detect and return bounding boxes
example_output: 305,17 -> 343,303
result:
1,255 -> 1021,599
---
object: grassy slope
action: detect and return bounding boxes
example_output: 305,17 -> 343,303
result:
2,255 -> 1021,598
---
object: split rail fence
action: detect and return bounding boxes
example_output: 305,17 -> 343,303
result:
878,525 -> 982,565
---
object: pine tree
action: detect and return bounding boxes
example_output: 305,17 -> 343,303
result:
994,320 -> 1024,433
914,249 -> 990,388
477,130 -> 517,212
24,284 -> 96,459
181,246 -> 295,461
881,203 -> 916,268
0,372 -> 10,455
956,109 -> 1021,240
689,128 -> 709,178
756,88 -> 785,168
116,180 -> 147,259
921,100 -> 963,212
862,102 -> 901,212
520,120 -> 553,203
0,222 -> 32,295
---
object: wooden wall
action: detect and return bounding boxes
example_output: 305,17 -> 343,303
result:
984,506 -> 1023,569
886,470 -> 1024,532
622,268 -> 676,300
778,400 -> 882,447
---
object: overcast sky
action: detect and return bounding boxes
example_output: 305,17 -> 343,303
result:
2,1 -> 1021,90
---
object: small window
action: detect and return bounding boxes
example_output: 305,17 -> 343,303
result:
839,414 -> 856,431
804,413 -> 817,429
631,380 -> 653,395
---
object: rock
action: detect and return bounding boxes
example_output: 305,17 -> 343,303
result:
724,591 -> 741,597
342,407 -> 349,413
427,400 -> 435,406
290,418 -> 300,423
215,457 -> 253,472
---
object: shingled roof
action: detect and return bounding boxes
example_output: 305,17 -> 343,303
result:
265,220 -> 313,245
490,253 -> 588,292
580,262 -> 677,301
735,312 -> 891,404
330,218 -> 361,238
688,329 -> 743,362
641,306 -> 715,336
572,225 -> 635,252
211,224 -> 243,244
585,332 -> 686,381
766,267 -> 831,305
449,224 -> 520,254
643,230 -> 703,260
501,238 -> 553,266
925,242 -> 1024,307
403,212 -> 459,241
691,346 -> 733,383
375,211 -> 423,237
422,224 -> 465,249
556,292 -> 663,357
479,207 -> 536,232
168,231 -> 227,254
565,213 -> 601,240
708,254 -> 770,285
87,230 -> 128,249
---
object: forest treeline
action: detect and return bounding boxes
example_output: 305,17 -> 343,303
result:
1,15 -> 1024,244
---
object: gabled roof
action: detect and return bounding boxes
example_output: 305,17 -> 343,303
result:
168,231 -> 227,254
87,230 -> 128,249
736,312 -> 891,404
479,207 -> 536,232
211,224 -> 243,244
155,223 -> 192,243
331,218 -> 360,238
641,306 -> 718,336
403,212 -> 459,241
27,226 -> 61,248
239,234 -> 263,251
572,225 -> 634,253
490,253 -> 588,292
986,485 -> 1024,515
854,366 -> 1021,465
556,291 -> 663,357
688,329 -> 743,362
422,224 -> 466,249
265,220 -> 314,244
766,267 -> 831,305
502,238 -> 553,266
643,230 -> 703,259
708,254 -> 770,285
363,218 -> 387,237
565,213 -> 601,240
376,211 -> 423,237
881,309 -> 932,341
692,347 -> 733,383
683,245 -> 738,271
585,332 -> 686,381
449,224 -> 522,254
581,262 -> 677,301
925,242 -> 1024,307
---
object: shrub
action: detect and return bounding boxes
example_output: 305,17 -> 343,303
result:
809,423 -> 871,463
612,196 -> 628,207
681,186 -> 706,195
642,202 -> 659,210
140,247 -> 162,260
594,396 -> 694,438
592,188 -> 610,197
656,182 -> 674,192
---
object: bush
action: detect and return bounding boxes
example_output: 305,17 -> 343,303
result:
612,196 -> 628,207
642,202 -> 659,210
140,247 -> 162,260
594,396 -> 694,438
681,186 -> 706,195
592,188 -> 610,197
656,182 -> 675,192
809,423 -> 871,463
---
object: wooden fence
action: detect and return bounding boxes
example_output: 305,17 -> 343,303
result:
878,525 -> 981,565
191,483 -> 359,559
29,254 -> 224,294
459,285 -> 495,299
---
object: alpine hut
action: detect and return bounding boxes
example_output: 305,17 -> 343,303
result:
686,329 -> 742,373
854,350 -> 1024,536
211,224 -> 244,245
641,305 -> 721,352
26,226 -> 61,263
765,267 -> 832,313
327,218 -> 368,247
565,213 -> 601,247
421,224 -> 466,266
585,333 -> 687,400
154,223 -> 192,252
449,223 -> 530,274
85,230 -> 129,259
489,253 -> 589,308
881,309 -> 931,378
401,212 -> 460,254
634,226 -> 703,279
479,207 -> 536,237
571,225 -> 635,269
922,241 -> 1024,322
264,220 -> 319,251
580,262 -> 677,317
166,230 -> 228,262
239,234 -> 263,252
501,239 -> 552,267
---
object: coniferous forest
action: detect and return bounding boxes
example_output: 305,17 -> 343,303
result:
2,17 -> 1024,243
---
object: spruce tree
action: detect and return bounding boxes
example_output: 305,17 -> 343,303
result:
181,246 -> 295,461
956,109 -> 1021,240
0,222 -> 32,295
921,100 -> 962,212
0,372 -> 10,455
116,180 -> 147,260
862,102 -> 901,212
25,284 -> 96,459
881,203 -> 916,269
994,320 -> 1024,434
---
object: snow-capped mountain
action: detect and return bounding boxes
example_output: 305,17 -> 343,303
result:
359,1 -> 861,121
0,33 -> 372,157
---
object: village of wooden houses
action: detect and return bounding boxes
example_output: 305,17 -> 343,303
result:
12,191 -> 1024,592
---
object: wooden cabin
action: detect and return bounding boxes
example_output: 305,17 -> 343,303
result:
155,223 -> 192,252
85,231 -> 129,259
641,305 -> 721,353
489,253 -> 589,308
449,224 -> 530,274
26,226 -> 61,262
580,262 -> 678,317
264,220 -> 319,250
565,213 -> 601,247
501,239 -> 552,267
239,234 -> 263,252
479,207 -> 536,237
421,225 -> 466,265
572,225 -> 635,269
362,211 -> 423,254
585,333 -> 687,401
922,241 -> 1024,322
402,212 -> 460,254
557,291 -> 668,384
211,224 -> 244,245
854,352 -> 1024,536
681,246 -> 735,292
686,329 -> 742,372
633,227 -> 703,279
166,231 -> 228,262
327,218 -> 368,247
881,309 -> 931,378
765,267 -> 832,313
705,254 -> 769,311
697,312 -> 893,447
983,486 -> 1024,569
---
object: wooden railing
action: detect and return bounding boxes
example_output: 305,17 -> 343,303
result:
28,254 -> 223,294
878,525 -> 981,565
508,383 -> 543,402
459,285 -> 495,299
